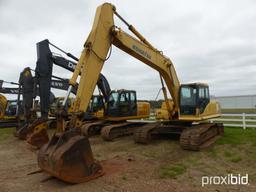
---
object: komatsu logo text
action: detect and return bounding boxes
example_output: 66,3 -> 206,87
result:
132,45 -> 151,60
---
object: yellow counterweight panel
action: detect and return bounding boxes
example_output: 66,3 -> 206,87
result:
200,100 -> 221,119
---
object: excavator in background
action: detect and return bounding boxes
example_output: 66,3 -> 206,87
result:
37,3 -> 223,183
0,95 -> 17,126
28,39 -> 150,145
0,80 -> 24,128
81,89 -> 150,140
16,39 -> 115,148
14,67 -> 76,144
0,80 -> 20,95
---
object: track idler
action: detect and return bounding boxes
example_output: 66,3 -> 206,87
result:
26,118 -> 49,149
38,128 -> 104,183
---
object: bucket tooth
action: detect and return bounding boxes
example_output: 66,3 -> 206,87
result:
38,129 -> 104,183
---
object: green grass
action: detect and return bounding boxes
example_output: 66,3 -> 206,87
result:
156,126 -> 256,181
230,156 -> 242,163
0,128 -> 14,142
207,147 -> 218,158
159,163 -> 186,179
216,127 -> 256,146
224,151 -> 233,157
223,150 -> 242,163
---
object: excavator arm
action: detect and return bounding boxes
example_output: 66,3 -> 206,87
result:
66,3 -> 179,129
0,80 -> 20,94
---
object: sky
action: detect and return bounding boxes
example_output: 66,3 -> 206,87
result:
0,0 -> 256,100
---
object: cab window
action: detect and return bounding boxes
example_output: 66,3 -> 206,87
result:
120,92 -> 129,103
180,87 -> 196,106
199,87 -> 209,99
199,87 -> 205,98
109,92 -> 118,107
130,92 -> 136,104
198,86 -> 210,113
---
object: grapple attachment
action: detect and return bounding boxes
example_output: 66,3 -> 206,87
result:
38,129 -> 104,183
26,118 -> 49,149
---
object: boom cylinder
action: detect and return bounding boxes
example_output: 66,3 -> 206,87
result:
113,9 -> 158,52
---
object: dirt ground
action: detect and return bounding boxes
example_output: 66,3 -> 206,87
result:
0,127 -> 255,192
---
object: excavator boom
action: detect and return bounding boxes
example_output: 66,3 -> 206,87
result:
38,3 -> 223,183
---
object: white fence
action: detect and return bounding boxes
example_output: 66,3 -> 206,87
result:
211,113 -> 256,129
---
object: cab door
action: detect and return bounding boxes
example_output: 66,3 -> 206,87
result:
198,86 -> 210,114
129,91 -> 137,116
118,91 -> 130,116
106,91 -> 119,116
179,86 -> 197,115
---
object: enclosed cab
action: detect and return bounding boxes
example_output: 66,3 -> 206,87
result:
179,83 -> 221,121
106,89 -> 150,119
87,95 -> 105,119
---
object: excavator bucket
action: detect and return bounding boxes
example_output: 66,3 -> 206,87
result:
16,123 -> 30,140
15,111 -> 37,140
13,121 -> 25,137
26,118 -> 49,149
38,129 -> 104,183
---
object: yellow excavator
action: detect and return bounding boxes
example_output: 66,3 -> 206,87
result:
0,94 -> 18,127
0,80 -> 25,128
37,3 -> 223,183
81,89 -> 150,140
